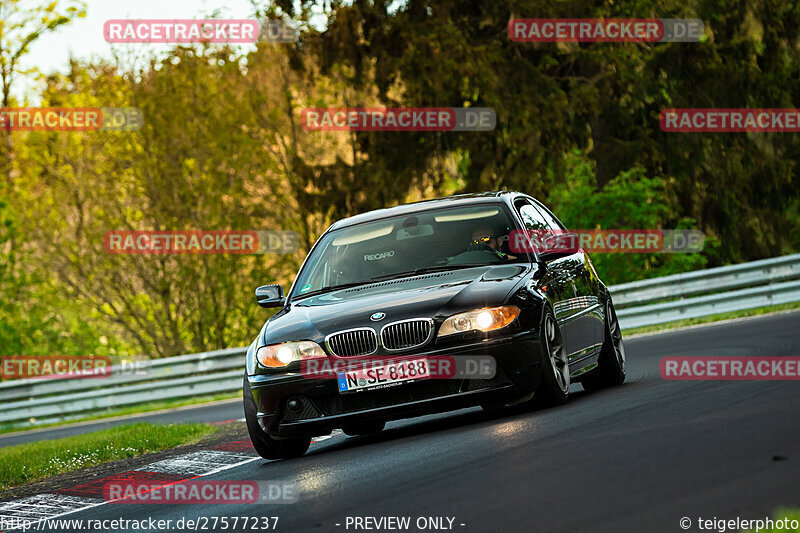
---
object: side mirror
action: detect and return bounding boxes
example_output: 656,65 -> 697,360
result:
509,229 -> 581,258
539,231 -> 581,259
255,284 -> 285,308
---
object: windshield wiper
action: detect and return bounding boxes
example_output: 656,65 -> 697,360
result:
291,281 -> 370,300
368,264 -> 491,282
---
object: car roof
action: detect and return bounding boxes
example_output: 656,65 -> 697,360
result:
328,191 -> 526,231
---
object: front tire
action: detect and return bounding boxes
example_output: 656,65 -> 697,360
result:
243,374 -> 311,460
533,307 -> 570,406
581,299 -> 626,392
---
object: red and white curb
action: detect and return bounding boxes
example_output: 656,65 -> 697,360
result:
133,450 -> 256,476
0,448 -> 258,530
0,494 -> 103,524
0,430 -> 346,529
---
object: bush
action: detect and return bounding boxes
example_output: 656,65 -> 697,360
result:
547,154 -> 709,285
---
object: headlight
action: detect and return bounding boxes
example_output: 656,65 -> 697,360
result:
256,341 -> 325,368
438,306 -> 520,337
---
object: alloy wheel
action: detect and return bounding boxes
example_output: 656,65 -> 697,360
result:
545,314 -> 570,394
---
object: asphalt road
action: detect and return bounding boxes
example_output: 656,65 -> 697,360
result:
25,312 -> 800,532
0,399 -> 244,448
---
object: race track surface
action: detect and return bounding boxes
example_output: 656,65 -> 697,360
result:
0,399 -> 244,448
7,311 -> 800,533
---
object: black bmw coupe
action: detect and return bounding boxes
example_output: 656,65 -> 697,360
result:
243,191 -> 625,459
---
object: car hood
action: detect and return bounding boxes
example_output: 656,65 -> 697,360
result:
262,264 -> 530,344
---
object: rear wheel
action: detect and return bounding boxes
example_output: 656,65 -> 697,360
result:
533,308 -> 570,406
581,299 -> 626,392
342,420 -> 386,436
243,374 -> 311,459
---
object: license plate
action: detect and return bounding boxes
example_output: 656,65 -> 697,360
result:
337,358 -> 431,393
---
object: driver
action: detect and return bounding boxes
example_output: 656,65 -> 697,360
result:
469,225 -> 516,260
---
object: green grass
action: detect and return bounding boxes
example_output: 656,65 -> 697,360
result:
742,508 -> 800,532
0,392 -> 239,435
0,422 -> 216,491
622,301 -> 800,336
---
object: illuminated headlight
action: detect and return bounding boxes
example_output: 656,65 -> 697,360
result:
256,341 -> 325,368
438,306 -> 520,337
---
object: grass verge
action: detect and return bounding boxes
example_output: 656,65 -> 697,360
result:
0,392 -> 239,435
622,301 -> 800,336
0,422 -> 216,490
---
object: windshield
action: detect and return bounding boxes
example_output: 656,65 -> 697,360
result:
291,203 -> 527,299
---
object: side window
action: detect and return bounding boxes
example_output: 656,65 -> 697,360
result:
516,201 -> 549,231
532,201 -> 566,230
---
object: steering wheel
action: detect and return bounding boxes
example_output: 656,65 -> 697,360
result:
447,248 -> 505,265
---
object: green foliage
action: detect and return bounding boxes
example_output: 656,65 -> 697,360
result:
0,0 -> 797,358
1,182 -> 119,357
548,153 -> 708,284
307,0 -> 799,261
14,50 -> 297,357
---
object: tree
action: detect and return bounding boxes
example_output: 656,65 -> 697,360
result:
290,0 -> 800,264
0,0 -> 85,106
0,0 -> 86,181
0,0 -> 88,357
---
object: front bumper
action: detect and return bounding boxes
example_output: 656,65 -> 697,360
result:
247,330 -> 544,438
